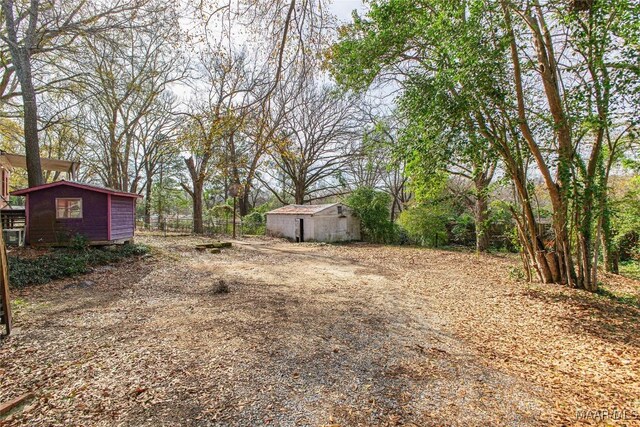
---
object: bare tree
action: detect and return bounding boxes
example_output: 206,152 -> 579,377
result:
0,9 -> 19,105
178,50 -> 257,234
1,0 -> 159,187
132,94 -> 179,227
80,18 -> 185,192
353,111 -> 413,221
261,83 -> 362,204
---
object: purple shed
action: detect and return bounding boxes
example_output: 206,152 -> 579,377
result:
11,180 -> 141,246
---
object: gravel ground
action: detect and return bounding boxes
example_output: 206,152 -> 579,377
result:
1,234 -> 638,426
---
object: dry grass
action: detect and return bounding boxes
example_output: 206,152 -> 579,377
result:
1,234 -> 638,426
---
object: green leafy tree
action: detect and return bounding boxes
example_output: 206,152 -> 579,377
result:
345,187 -> 395,243
398,204 -> 449,247
331,0 -> 640,291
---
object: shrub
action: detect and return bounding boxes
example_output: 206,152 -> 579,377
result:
450,212 -> 475,245
69,233 -> 90,251
397,204 -> 449,247
242,211 -> 266,235
612,176 -> 640,261
8,244 -> 150,288
345,187 -> 396,243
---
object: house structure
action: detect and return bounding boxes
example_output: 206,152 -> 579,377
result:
11,180 -> 141,246
0,151 -> 80,209
0,152 -> 81,245
265,203 -> 360,242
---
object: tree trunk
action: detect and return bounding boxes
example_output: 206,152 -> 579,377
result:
294,183 -> 305,205
474,178 -> 490,252
144,176 -> 153,229
544,251 -> 561,283
390,196 -> 400,222
601,224 -> 618,274
501,2 -> 580,288
577,188 -> 598,291
192,181 -> 204,234
2,0 -> 44,187
21,66 -> 43,187
109,148 -> 120,189
597,192 -> 618,274
238,191 -> 250,217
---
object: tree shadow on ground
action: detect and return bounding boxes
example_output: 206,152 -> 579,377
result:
115,275 -> 548,427
4,246 -> 549,427
524,287 -> 640,348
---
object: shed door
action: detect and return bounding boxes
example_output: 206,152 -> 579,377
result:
338,217 -> 347,234
295,218 -> 304,243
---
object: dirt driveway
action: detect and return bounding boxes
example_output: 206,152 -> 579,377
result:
1,235 -> 639,426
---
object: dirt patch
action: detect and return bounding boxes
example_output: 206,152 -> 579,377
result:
1,236 -> 638,426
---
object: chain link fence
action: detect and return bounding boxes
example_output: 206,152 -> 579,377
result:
136,215 -> 265,236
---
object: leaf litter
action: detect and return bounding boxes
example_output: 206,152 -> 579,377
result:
0,234 -> 638,426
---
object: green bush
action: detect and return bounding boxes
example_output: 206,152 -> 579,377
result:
612,177 -> 640,261
242,211 -> 266,235
619,260 -> 640,280
8,244 -> 150,288
397,204 -> 449,247
450,212 -> 474,244
345,187 -> 396,243
69,233 -> 90,251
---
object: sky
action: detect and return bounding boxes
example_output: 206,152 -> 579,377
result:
171,0 -> 371,101
328,0 -> 367,22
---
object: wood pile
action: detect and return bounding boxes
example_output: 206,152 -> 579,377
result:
194,242 -> 232,253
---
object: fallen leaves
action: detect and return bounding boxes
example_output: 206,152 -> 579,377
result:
0,236 -> 638,426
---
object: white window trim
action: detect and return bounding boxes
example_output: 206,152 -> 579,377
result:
55,197 -> 83,219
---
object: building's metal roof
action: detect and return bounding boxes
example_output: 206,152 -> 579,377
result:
266,203 -> 339,215
0,151 -> 80,175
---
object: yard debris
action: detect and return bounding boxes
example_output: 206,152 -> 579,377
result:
212,279 -> 229,294
132,387 -> 147,396
195,242 -> 232,251
63,280 -> 96,290
0,392 -> 34,416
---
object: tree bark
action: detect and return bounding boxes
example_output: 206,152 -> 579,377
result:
2,0 -> 44,187
544,251 -> 561,283
238,191 -> 251,217
600,221 -> 618,274
183,156 -> 205,234
390,197 -> 398,222
192,181 -> 204,234
144,176 -> 153,229
109,145 -> 120,189
474,175 -> 491,252
501,2 -> 579,287
294,182 -> 305,205
20,64 -> 43,187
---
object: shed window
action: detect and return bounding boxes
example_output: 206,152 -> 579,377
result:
56,198 -> 82,219
337,205 -> 343,215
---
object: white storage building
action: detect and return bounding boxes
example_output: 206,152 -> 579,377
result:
265,203 -> 361,242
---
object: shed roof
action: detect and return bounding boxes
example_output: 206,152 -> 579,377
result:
11,180 -> 142,198
266,203 -> 339,215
